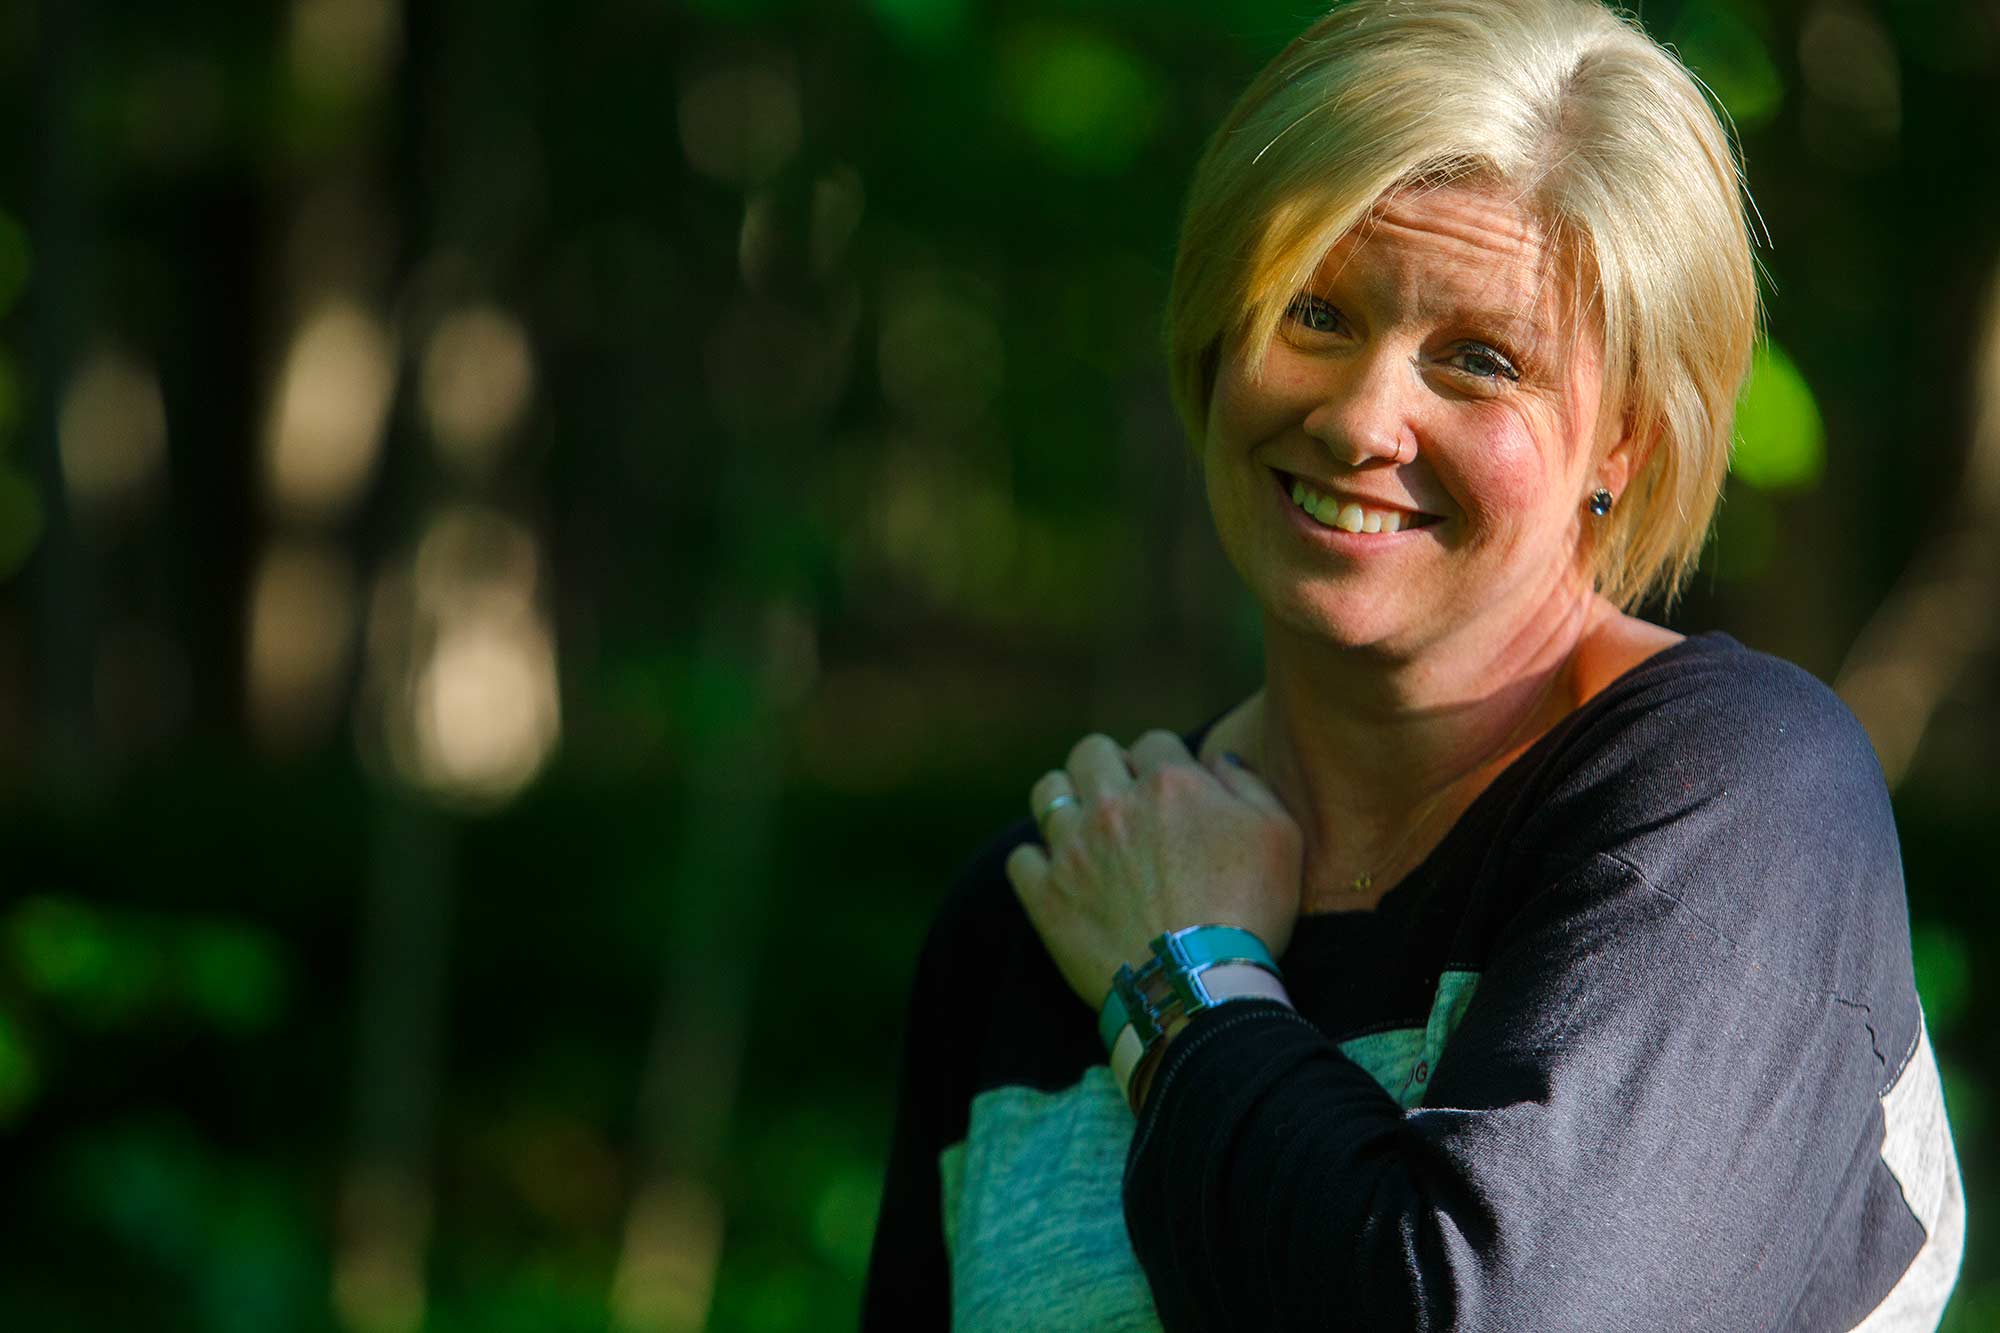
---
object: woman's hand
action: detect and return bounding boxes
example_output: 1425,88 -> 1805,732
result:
1004,729 -> 1305,1011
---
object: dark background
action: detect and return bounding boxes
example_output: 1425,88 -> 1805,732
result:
0,0 -> 1995,1328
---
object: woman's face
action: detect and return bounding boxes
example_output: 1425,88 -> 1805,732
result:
1203,182 -> 1631,662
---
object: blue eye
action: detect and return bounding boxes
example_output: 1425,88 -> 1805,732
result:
1453,344 -> 1520,381
1285,295 -> 1342,334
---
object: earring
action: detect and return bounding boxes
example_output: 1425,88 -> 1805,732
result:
1587,488 -> 1614,517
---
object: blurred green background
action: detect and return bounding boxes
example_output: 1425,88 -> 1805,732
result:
0,0 -> 1994,1328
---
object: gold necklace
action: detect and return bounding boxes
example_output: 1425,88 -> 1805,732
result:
1335,665 -> 1572,894
1344,780 -> 1458,893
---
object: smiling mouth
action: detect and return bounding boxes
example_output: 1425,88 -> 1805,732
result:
1275,470 -> 1442,535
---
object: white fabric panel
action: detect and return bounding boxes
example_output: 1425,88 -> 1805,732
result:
1851,1014 -> 1965,1332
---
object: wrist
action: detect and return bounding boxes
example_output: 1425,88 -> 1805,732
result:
1098,926 -> 1294,1112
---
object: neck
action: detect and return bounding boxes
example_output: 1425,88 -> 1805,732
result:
1253,587 -> 1609,911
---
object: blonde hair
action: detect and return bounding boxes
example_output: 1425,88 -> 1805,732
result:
1166,0 -> 1762,609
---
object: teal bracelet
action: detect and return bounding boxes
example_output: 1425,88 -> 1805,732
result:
1095,923 -> 1281,1056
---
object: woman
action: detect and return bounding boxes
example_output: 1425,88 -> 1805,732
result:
863,0 -> 1964,1327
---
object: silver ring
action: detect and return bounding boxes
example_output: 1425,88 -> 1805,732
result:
1035,792 -> 1079,827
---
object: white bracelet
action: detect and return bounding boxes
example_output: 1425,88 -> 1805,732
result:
1108,961 -> 1295,1106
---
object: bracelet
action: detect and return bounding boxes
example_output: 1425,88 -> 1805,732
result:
1109,961 -> 1293,1106
1097,924 -> 1290,1109
1096,924 -> 1277,1051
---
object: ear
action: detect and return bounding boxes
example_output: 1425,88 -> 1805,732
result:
1595,406 -> 1655,501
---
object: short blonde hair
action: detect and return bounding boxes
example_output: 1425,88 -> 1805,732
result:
1166,0 -> 1761,609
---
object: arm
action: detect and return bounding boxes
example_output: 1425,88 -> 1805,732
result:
1123,849 -> 1891,1331
1119,662 -> 1923,1332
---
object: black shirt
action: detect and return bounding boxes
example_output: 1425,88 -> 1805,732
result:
862,633 -> 1964,1331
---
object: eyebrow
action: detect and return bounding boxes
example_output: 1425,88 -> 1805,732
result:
1424,298 -> 1549,347
1305,244 -> 1571,354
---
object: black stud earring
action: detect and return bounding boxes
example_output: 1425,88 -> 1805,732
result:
1587,488 -> 1614,517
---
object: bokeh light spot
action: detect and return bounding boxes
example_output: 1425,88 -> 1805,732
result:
1671,1 -> 1785,129
182,923 -> 288,1035
1001,27 -> 1163,174
247,540 -> 358,754
1732,342 -> 1826,491
869,0 -> 969,52
1911,924 -> 1970,1037
678,63 -> 801,187
290,0 -> 400,106
420,304 -> 535,474
58,344 -> 169,516
0,1009 -> 38,1123
878,272 -> 1004,429
811,1166 -> 881,1276
265,299 -> 396,521
1801,2 -> 1900,134
8,896 -> 163,1024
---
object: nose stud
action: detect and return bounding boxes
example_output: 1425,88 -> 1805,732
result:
1587,488 -> 1615,517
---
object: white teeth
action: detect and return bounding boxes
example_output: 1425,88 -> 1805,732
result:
1287,475 -> 1418,535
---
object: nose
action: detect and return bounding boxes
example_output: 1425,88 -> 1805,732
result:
1300,352 -> 1416,468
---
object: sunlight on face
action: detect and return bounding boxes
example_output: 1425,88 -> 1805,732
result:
1202,182 -> 1626,662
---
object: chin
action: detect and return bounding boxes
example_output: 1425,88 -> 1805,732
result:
1263,582 -> 1412,655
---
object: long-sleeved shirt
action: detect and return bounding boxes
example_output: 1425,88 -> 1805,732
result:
861,633 -> 1964,1331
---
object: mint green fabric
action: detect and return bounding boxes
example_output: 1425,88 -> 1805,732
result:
938,971 -> 1482,1328
939,1068 -> 1160,1332
1337,969 -> 1481,1109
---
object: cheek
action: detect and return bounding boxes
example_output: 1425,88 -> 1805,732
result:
1206,363 -> 1269,455
1443,415 -> 1566,536
1207,345 -> 1320,456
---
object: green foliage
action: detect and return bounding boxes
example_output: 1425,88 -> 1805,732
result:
1731,342 -> 1826,492
1913,923 -> 1972,1036
62,1120 -> 320,1330
181,924 -> 288,1034
7,897 -> 287,1032
869,0 -> 972,53
1670,0 -> 1785,129
998,25 -> 1165,175
0,1009 -> 38,1123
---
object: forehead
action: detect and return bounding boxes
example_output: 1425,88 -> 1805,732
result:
1313,182 -> 1578,328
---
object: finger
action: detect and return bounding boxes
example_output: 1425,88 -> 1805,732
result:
1128,728 -> 1197,778
1028,769 -> 1082,842
1066,732 -> 1134,802
1004,841 -> 1050,909
1209,749 -> 1289,816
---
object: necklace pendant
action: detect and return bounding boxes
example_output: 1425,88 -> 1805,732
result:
1350,871 -> 1372,892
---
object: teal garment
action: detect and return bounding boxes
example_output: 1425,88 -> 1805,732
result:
938,972 -> 1481,1331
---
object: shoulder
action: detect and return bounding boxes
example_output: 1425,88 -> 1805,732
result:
1518,633 -> 1911,1008
1547,632 -> 1887,833
920,815 -> 1043,976
914,814 -> 1109,1092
